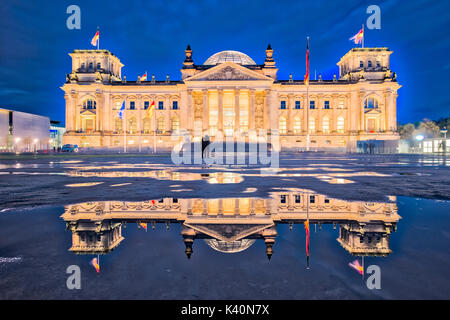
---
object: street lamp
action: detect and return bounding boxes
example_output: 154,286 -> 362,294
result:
441,127 -> 447,154
14,137 -> 21,153
415,134 -> 424,154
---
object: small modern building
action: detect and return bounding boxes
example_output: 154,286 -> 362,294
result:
50,120 -> 66,149
0,108 -> 51,152
422,138 -> 449,153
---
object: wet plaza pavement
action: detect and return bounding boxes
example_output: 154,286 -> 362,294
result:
0,153 -> 449,299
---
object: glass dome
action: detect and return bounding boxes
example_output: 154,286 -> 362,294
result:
204,239 -> 256,253
204,50 -> 256,65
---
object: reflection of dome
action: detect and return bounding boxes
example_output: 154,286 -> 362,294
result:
204,50 -> 256,65
204,239 -> 255,253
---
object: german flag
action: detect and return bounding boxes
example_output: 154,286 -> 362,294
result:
304,37 -> 310,86
91,29 -> 99,47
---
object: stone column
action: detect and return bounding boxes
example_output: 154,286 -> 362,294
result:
287,94 -> 293,134
331,94 -> 337,132
180,90 -> 188,130
264,90 -> 270,131
218,89 -> 223,132
202,89 -> 209,132
303,94 -> 308,133
346,94 -> 351,133
187,89 -> 194,132
75,97 -> 81,132
64,94 -> 71,131
269,90 -> 278,132
317,94 -> 322,133
234,88 -> 240,133
165,94 -> 170,133
384,90 -> 389,132
250,89 -> 255,130
359,91 -> 365,132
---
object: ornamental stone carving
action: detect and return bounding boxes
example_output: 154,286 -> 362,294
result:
207,66 -> 253,80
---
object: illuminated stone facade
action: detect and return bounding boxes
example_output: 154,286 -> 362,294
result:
61,191 -> 400,258
62,46 -> 400,150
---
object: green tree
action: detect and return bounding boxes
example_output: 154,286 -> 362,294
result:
398,123 -> 415,140
417,119 -> 440,138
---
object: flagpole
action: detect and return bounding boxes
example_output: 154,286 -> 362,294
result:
153,109 -> 157,154
362,256 -> 365,280
124,102 -> 127,153
306,36 -> 310,152
97,27 -> 99,50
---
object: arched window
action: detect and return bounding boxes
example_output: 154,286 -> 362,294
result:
337,117 -> 345,133
279,117 -> 287,134
171,116 -> 180,132
293,117 -> 301,134
114,118 -> 122,133
157,117 -> 165,133
364,97 -> 379,109
309,117 -> 315,133
322,117 -> 330,133
83,99 -> 96,109
128,117 -> 137,134
143,117 -> 151,133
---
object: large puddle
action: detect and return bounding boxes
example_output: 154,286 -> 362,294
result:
1,188 -> 449,299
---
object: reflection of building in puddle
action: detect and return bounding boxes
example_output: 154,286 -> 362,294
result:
66,170 -> 242,184
62,190 -> 400,259
317,176 -> 354,184
65,182 -> 104,187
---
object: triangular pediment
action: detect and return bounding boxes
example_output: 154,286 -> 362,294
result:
184,222 -> 274,241
364,108 -> 382,115
185,61 -> 273,82
80,109 -> 96,115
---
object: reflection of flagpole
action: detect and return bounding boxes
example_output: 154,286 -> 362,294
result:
306,192 -> 310,269
362,256 -> 365,280
305,36 -> 310,152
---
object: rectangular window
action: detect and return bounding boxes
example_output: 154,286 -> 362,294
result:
129,101 -> 135,110
360,61 -> 364,68
324,198 -> 330,204
295,195 -> 301,204
309,101 -> 315,109
158,101 -> 164,110
309,195 -> 315,203
368,61 -> 372,67
144,101 -> 149,109
295,100 -> 301,109
172,101 -> 178,110
280,101 -> 286,109
324,100 -> 330,109
376,61 -> 381,68
280,195 -> 287,204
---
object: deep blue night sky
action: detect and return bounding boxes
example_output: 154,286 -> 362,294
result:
0,0 -> 449,125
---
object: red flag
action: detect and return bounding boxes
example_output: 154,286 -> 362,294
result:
90,257 -> 100,273
91,29 -> 99,47
349,28 -> 364,44
349,259 -> 364,275
304,37 -> 310,86
139,222 -> 148,231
